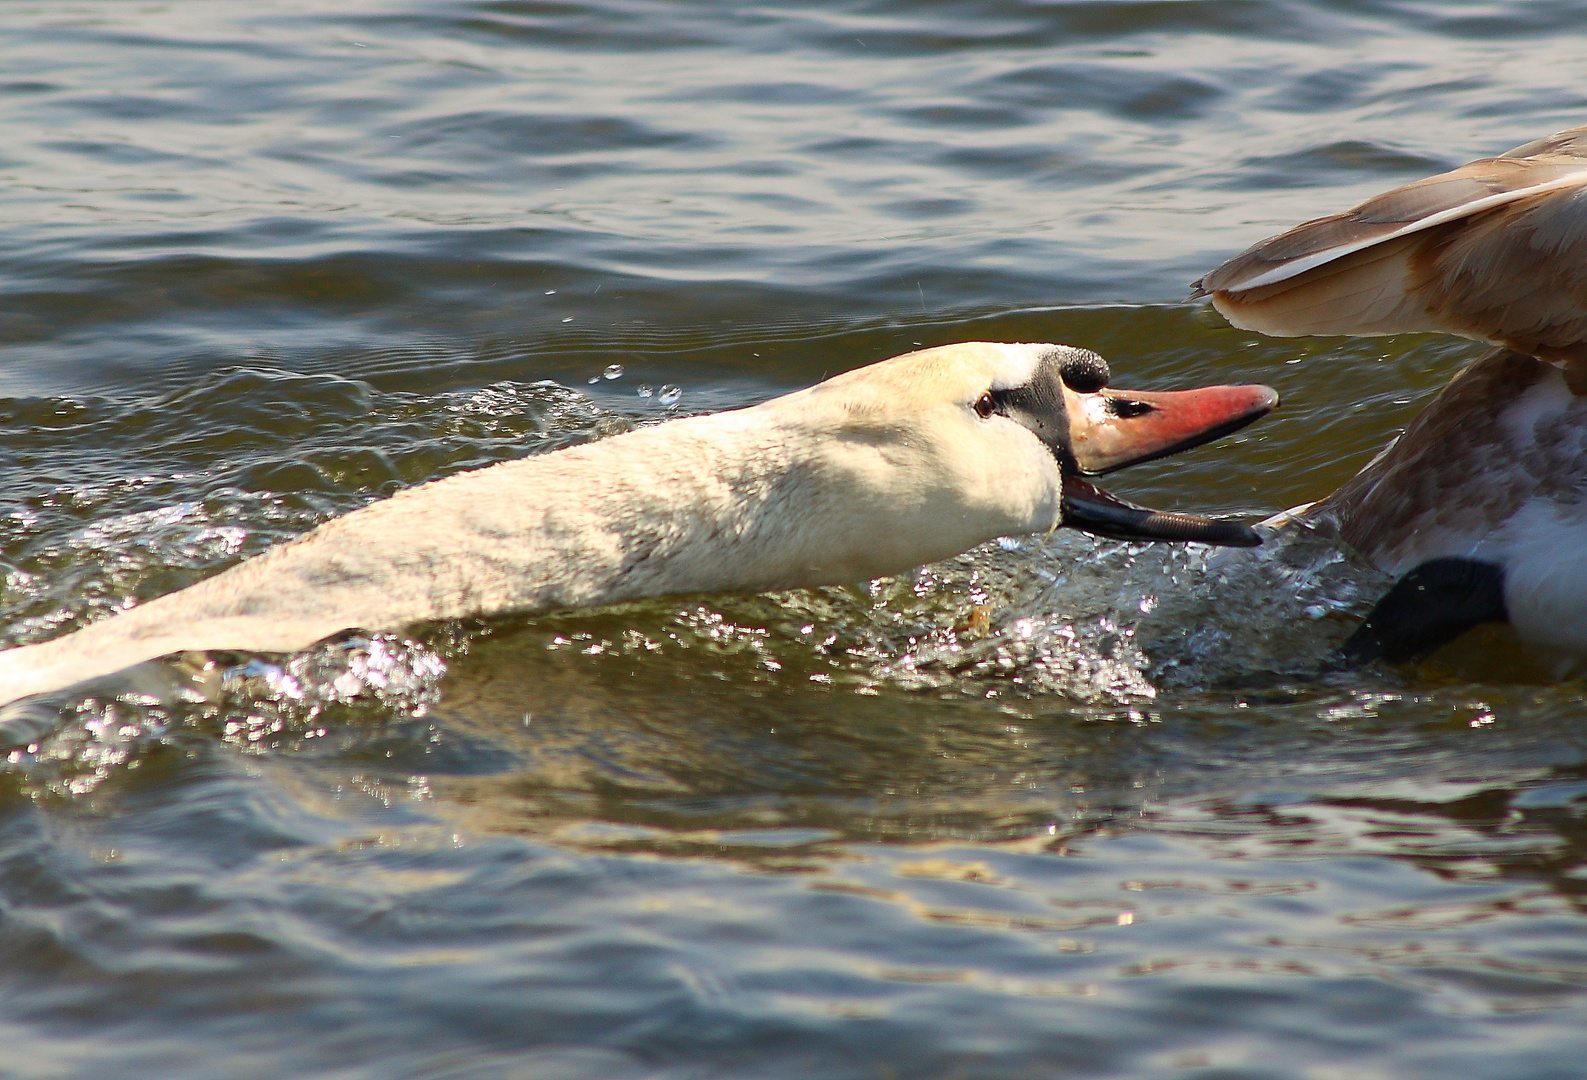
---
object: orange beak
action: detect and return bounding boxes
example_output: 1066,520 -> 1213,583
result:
1060,382 -> 1278,547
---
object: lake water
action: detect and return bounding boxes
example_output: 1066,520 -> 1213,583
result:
3,2 -> 1587,1077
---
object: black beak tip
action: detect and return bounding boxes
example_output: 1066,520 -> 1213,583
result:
1061,480 -> 1265,548
1211,521 -> 1264,548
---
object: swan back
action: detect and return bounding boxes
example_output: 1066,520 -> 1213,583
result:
1302,348 -> 1587,658
1307,350 -> 1584,572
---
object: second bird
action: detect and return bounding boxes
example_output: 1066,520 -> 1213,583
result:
1196,123 -> 1587,667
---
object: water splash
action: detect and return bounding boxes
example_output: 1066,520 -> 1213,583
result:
0,633 -> 447,796
671,520 -> 1391,706
218,633 -> 447,721
877,520 -> 1390,701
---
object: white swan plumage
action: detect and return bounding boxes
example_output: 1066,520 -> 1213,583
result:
0,342 -> 1276,706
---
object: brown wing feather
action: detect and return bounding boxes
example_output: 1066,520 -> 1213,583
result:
1194,124 -> 1587,356
1419,185 -> 1587,362
1207,232 -> 1427,337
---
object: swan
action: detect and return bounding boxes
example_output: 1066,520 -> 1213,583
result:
0,342 -> 1278,707
1193,123 -> 1587,664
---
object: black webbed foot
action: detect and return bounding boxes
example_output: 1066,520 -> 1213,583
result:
1336,557 -> 1508,668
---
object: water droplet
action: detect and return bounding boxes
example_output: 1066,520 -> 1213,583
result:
636,385 -> 654,399
602,364 -> 623,380
658,384 -> 682,405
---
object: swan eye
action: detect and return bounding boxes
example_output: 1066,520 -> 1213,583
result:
974,392 -> 997,418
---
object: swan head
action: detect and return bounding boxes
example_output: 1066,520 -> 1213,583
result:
795,342 -> 1277,567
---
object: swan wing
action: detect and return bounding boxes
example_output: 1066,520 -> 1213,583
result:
1194,125 -> 1587,356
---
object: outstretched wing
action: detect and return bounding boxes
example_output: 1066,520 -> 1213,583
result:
1194,125 -> 1587,362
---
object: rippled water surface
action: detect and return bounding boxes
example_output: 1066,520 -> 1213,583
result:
4,2 -> 1587,1077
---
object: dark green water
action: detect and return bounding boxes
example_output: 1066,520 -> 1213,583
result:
3,2 -> 1587,1077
